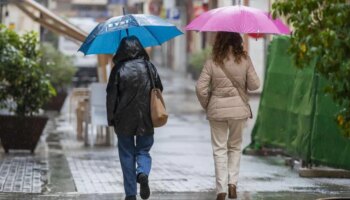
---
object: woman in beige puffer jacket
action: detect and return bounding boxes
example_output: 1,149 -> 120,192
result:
195,32 -> 260,200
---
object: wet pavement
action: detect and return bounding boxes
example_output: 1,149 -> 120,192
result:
0,64 -> 350,199
0,192 -> 349,200
55,66 -> 350,199
0,120 -> 51,194
0,156 -> 47,193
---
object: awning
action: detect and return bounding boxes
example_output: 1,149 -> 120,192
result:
11,0 -> 87,42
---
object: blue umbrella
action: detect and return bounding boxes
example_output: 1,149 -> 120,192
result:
78,14 -> 183,55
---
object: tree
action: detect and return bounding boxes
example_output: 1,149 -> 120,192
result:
272,0 -> 350,137
40,42 -> 76,93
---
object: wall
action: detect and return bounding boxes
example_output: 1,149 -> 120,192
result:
58,18 -> 98,68
3,4 -> 40,35
248,0 -> 269,92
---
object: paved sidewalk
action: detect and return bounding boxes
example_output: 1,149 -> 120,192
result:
0,117 -> 53,194
0,191 -> 350,200
1,65 -> 350,200
49,66 -> 350,199
0,156 -> 47,193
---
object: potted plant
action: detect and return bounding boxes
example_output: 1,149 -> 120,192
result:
0,25 -> 56,153
188,47 -> 212,80
40,42 -> 76,111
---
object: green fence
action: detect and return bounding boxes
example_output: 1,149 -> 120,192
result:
248,36 -> 350,170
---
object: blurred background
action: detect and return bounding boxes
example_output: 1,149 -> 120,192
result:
0,0 -> 272,87
0,0 -> 350,199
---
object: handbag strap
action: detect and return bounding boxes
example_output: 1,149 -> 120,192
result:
221,65 -> 249,104
145,61 -> 156,89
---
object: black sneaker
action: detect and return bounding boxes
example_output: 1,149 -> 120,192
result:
137,173 -> 150,200
125,195 -> 136,200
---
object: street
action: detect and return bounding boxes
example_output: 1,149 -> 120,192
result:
0,66 -> 349,200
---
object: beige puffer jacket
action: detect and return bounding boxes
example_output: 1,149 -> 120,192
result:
195,55 -> 260,121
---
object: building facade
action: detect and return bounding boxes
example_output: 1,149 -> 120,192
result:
1,2 -> 40,35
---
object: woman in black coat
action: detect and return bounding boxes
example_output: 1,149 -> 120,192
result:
106,36 -> 162,200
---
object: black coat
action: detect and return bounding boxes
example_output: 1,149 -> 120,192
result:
106,58 -> 163,136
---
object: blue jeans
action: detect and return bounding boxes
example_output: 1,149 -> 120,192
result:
117,135 -> 154,197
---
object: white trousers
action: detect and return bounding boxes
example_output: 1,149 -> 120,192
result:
209,119 -> 246,194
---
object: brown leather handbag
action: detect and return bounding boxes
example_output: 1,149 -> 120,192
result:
146,62 -> 168,127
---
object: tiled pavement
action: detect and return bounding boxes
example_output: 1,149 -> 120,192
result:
0,191 -> 349,200
66,152 -> 215,194
0,117 -> 53,194
1,66 -> 350,199
52,66 -> 350,197
0,156 -> 47,193
67,154 -> 124,193
60,113 -> 215,194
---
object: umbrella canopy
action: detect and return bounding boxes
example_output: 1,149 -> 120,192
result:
248,12 -> 291,38
265,12 -> 290,34
185,5 -> 290,35
79,14 -> 183,55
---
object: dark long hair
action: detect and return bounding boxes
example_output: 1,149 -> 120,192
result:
113,36 -> 149,64
212,32 -> 247,66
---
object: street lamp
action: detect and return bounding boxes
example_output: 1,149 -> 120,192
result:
0,0 -> 8,23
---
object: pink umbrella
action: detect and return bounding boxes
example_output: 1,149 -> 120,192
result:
265,12 -> 290,34
248,12 -> 291,38
185,5 -> 291,35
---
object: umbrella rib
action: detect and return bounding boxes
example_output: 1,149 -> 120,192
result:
79,14 -> 183,55
128,14 -> 140,26
187,5 -> 285,34
143,26 -> 162,45
118,26 -> 122,50
198,7 -> 230,32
